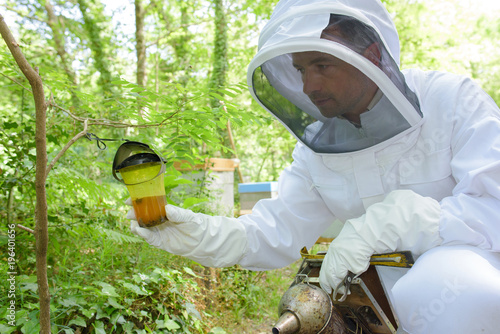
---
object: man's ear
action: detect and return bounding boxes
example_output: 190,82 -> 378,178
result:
364,42 -> 381,67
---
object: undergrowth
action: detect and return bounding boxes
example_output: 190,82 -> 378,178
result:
0,214 -> 299,334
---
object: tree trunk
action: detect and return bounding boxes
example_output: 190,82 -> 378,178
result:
44,0 -> 80,107
77,0 -> 114,98
0,13 -> 50,334
209,0 -> 230,157
209,0 -> 228,97
135,0 -> 146,118
136,0 -> 147,88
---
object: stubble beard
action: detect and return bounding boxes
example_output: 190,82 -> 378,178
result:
310,94 -> 357,119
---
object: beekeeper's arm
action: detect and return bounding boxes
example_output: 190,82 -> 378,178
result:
131,144 -> 335,269
438,78 -> 500,251
319,189 -> 443,294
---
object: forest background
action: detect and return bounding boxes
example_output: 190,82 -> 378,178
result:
1,0 -> 499,333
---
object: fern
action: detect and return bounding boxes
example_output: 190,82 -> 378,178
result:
100,227 -> 143,244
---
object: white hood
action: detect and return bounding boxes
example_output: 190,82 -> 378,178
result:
260,0 -> 400,64
247,0 -> 423,154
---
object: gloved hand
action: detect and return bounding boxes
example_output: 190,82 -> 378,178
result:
319,190 -> 443,297
128,202 -> 248,268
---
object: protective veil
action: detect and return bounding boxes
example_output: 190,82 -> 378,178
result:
248,0 -> 422,154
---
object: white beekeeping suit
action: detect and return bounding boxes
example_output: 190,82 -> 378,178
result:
130,0 -> 500,332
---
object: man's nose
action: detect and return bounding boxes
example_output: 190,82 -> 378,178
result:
302,71 -> 322,95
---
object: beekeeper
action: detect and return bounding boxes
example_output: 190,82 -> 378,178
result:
129,0 -> 500,332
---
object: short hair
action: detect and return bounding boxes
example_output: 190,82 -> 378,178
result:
321,14 -> 382,55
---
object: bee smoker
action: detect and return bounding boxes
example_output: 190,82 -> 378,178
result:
273,248 -> 414,334
273,282 -> 347,334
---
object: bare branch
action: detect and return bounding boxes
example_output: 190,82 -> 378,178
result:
17,224 -> 35,234
48,101 -> 179,128
87,116 -> 177,128
46,120 -> 88,178
1,6 -> 45,23
0,72 -> 32,93
49,102 -> 86,122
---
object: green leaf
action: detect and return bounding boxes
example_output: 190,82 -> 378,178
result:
209,92 -> 225,100
110,311 -> 126,325
95,282 -> 120,297
107,297 -> 124,309
81,308 -> 95,319
101,228 -> 143,244
4,121 -> 18,129
0,324 -> 16,334
155,319 -> 167,329
164,175 -> 193,187
184,302 -> 201,320
209,327 -> 227,334
219,88 -> 240,98
20,319 -> 40,334
0,235 -> 10,246
19,282 -> 38,293
68,316 -> 86,327
93,305 -> 109,320
122,282 -> 149,296
183,267 -> 199,278
182,197 -> 208,209
165,319 -> 181,331
111,79 -> 129,85
59,297 -> 80,308
94,321 -> 106,334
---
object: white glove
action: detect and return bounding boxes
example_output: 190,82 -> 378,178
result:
129,203 -> 248,268
319,190 -> 443,296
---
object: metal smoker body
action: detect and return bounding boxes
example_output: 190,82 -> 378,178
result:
274,283 -> 347,334
273,248 -> 414,334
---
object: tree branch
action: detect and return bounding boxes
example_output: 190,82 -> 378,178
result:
1,6 -> 45,23
17,224 -> 35,234
48,101 -> 180,128
46,119 -> 88,178
0,72 -> 32,93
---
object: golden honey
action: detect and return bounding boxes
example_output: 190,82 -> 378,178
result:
132,195 -> 168,227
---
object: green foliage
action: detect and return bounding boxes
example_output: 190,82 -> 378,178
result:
384,0 -> 500,89
214,268 -> 269,322
0,228 -> 207,333
207,262 -> 302,332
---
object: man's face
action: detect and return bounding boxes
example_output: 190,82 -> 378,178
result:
292,51 -> 377,121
